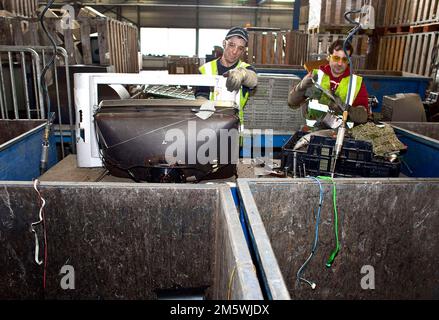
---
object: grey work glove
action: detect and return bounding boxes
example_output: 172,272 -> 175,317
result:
297,73 -> 314,91
224,67 -> 258,92
348,105 -> 368,124
327,96 -> 345,113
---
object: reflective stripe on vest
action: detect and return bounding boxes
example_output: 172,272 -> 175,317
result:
307,69 -> 363,126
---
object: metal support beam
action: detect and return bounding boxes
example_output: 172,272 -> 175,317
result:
293,0 -> 301,30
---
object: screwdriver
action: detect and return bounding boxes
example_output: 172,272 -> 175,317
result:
331,111 -> 348,178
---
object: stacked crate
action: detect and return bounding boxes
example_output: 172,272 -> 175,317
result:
0,7 -> 139,73
308,0 -> 381,33
1,0 -> 38,17
308,33 -> 369,69
376,0 -> 439,77
167,56 -> 201,75
246,29 -> 308,67
244,74 -> 303,131
306,0 -> 379,70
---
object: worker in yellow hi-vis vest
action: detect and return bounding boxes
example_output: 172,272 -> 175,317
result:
195,26 -> 258,125
288,40 -> 370,129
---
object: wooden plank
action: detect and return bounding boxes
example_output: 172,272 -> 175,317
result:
266,33 -> 274,64
321,0 -> 328,26
321,34 -> 329,55
407,34 -> 417,73
423,0 -> 432,22
39,154 -> 106,182
124,24 -> 129,72
261,33 -> 267,65
308,33 -> 317,54
274,32 -> 282,64
376,37 -> 384,70
28,20 -> 39,46
398,0 -> 406,25
247,32 -> 254,64
383,0 -> 390,26
401,34 -> 411,72
416,0 -> 425,24
387,36 -> 396,70
391,0 -> 398,26
391,36 -> 401,71
134,27 -> 139,72
116,21 -> 122,72
112,21 -> 120,72
430,0 -> 438,22
122,23 -> 127,73
409,0 -> 419,25
418,33 -> 429,76
396,36 -> 406,70
63,23 -> 76,64
79,17 -> 92,65
410,34 -> 422,73
403,0 -> 411,24
402,34 -> 412,73
383,37 -> 392,70
286,32 -> 292,65
11,19 -> 23,45
96,18 -> 110,65
110,21 -> 117,71
255,33 -> 262,64
334,0 -> 342,25
423,33 -> 436,76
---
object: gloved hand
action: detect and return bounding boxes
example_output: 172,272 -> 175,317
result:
297,72 -> 314,91
327,96 -> 345,113
348,105 -> 368,124
224,67 -> 257,92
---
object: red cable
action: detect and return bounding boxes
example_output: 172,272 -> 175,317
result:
42,203 -> 47,290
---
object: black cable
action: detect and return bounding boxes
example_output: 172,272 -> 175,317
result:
38,0 -> 58,120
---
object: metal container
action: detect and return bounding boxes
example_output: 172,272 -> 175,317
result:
391,122 -> 439,178
391,122 -> 439,141
0,120 -> 57,180
238,178 -> 439,299
0,182 -> 262,300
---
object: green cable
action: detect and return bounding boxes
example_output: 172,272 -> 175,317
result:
317,176 -> 340,268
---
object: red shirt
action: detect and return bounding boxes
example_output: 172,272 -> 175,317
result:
320,64 -> 370,114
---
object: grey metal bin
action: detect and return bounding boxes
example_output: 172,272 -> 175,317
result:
390,122 -> 439,141
237,178 -> 439,299
0,182 -> 262,300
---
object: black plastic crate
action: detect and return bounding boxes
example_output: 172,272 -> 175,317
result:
281,131 -> 401,178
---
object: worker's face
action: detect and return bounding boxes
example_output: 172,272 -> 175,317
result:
329,49 -> 350,77
222,36 -> 246,66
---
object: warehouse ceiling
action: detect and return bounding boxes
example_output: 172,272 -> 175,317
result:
42,0 -> 295,10
39,0 -> 297,29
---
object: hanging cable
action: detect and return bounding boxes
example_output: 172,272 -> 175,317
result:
343,9 -> 362,107
39,0 -> 58,174
39,0 -> 57,120
31,179 -> 48,289
318,176 -> 340,268
296,176 -> 324,290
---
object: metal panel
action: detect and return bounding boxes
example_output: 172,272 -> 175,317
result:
0,182 -> 262,300
238,178 -> 439,299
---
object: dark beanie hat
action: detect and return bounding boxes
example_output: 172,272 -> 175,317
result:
225,27 -> 249,45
